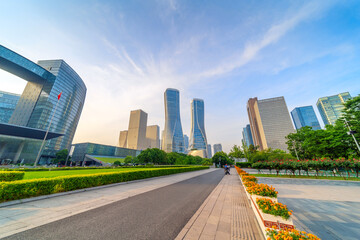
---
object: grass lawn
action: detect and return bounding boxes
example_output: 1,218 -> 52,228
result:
252,173 -> 360,181
93,157 -> 125,164
23,168 -> 156,180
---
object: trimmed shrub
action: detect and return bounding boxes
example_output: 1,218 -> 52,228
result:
236,162 -> 252,168
0,171 -> 24,182
0,166 -> 208,202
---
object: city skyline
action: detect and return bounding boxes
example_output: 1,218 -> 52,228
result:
1,1 -> 360,152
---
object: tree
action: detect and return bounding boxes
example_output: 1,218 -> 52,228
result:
124,156 -> 134,165
229,145 -> 245,159
342,94 -> 360,156
212,151 -> 233,167
53,149 -> 69,165
113,161 -> 121,166
137,148 -> 167,164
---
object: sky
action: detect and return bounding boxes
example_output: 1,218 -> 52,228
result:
1,0 -> 360,153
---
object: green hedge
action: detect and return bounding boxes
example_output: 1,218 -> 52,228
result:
0,166 -> 208,202
0,171 -> 24,182
235,162 -> 252,168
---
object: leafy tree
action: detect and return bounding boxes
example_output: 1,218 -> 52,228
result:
342,94 -> 360,156
229,145 -> 245,159
53,149 -> 69,165
124,156 -> 134,165
212,151 -> 233,167
201,158 -> 213,165
113,161 -> 121,166
137,148 -> 167,164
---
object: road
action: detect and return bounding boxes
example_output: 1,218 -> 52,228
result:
4,169 -> 224,240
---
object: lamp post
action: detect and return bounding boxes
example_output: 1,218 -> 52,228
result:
344,118 -> 360,153
34,92 -> 62,167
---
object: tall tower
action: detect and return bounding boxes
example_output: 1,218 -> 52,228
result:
291,106 -> 321,130
127,110 -> 148,150
316,92 -> 351,125
189,99 -> 208,152
247,96 -> 294,151
183,134 -> 189,153
213,144 -> 222,154
242,124 -> 254,147
162,88 -> 185,153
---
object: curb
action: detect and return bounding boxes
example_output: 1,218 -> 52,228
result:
0,169 -> 211,208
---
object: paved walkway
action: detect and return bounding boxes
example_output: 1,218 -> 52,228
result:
176,171 -> 263,240
0,169 -> 216,239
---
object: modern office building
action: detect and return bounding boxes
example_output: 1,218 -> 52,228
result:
71,142 -> 140,166
242,124 -> 254,147
119,109 -> 160,150
146,125 -> 160,149
184,134 -> 189,153
291,106 -> 321,130
127,110 -> 148,150
247,96 -> 294,151
207,144 -> 212,158
189,99 -> 208,155
162,88 -> 185,153
0,45 -> 86,164
213,144 -> 222,154
316,92 -> 352,125
0,91 -> 20,123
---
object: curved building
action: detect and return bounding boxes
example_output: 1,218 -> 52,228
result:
0,45 -> 86,164
189,99 -> 208,154
162,88 -> 184,153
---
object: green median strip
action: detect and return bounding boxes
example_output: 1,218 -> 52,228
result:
0,166 -> 208,203
252,173 -> 360,181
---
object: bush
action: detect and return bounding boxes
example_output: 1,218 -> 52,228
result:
236,162 -> 252,168
0,166 -> 208,202
0,171 -> 24,182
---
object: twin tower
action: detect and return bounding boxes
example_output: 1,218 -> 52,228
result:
119,88 -> 208,157
162,88 -> 208,156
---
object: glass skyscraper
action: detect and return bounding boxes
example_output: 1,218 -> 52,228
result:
291,106 -> 321,130
242,124 -> 254,146
0,45 -> 86,164
189,99 -> 208,151
316,92 -> 352,125
0,91 -> 20,123
162,88 -> 185,153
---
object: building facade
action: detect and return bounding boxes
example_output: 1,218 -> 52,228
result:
207,144 -> 212,158
118,130 -> 128,148
146,125 -> 160,149
183,134 -> 189,153
242,124 -> 254,147
213,144 -> 222,154
316,92 -> 352,125
189,99 -> 208,155
247,96 -> 294,151
0,45 -> 86,164
0,91 -> 20,123
291,106 -> 321,130
162,88 -> 185,153
127,110 -> 148,150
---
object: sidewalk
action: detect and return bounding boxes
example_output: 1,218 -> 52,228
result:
176,171 -> 263,240
0,169 -> 216,239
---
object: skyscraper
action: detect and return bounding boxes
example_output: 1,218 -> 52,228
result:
146,125 -> 160,149
0,91 -> 20,123
316,92 -> 352,125
247,96 -> 294,151
213,144 -> 222,154
183,134 -> 189,153
119,110 -> 160,150
291,106 -> 321,130
127,110 -> 148,150
242,124 -> 254,146
0,45 -> 87,164
207,144 -> 212,158
189,99 -> 208,153
162,88 -> 185,153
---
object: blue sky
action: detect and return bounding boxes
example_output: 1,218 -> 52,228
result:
1,0 -> 360,153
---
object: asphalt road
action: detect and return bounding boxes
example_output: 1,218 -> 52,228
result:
5,169 -> 224,240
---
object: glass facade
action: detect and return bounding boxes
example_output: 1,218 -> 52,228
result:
213,144 -> 222,154
0,45 -> 86,164
71,142 -> 140,163
207,144 -> 212,158
291,106 -> 321,130
189,99 -> 208,153
242,124 -> 254,146
183,134 -> 189,153
0,91 -> 20,123
316,92 -> 351,126
162,89 -> 185,153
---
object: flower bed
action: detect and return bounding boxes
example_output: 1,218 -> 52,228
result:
241,175 -> 257,183
246,183 -> 278,198
256,198 -> 291,220
267,226 -> 320,240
